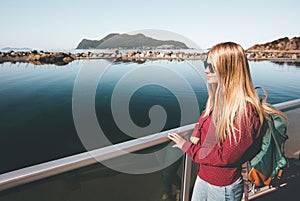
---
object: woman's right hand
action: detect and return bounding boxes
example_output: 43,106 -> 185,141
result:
168,132 -> 187,149
190,136 -> 200,145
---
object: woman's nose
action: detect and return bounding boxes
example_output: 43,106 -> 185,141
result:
205,67 -> 210,74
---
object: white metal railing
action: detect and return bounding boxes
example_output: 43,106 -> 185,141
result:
272,99 -> 300,110
0,99 -> 300,201
0,124 -> 195,192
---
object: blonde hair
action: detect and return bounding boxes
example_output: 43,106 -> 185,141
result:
204,42 -> 286,144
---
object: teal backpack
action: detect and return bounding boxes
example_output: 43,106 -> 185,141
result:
246,87 -> 288,188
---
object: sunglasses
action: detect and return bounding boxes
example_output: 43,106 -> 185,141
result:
203,60 -> 215,73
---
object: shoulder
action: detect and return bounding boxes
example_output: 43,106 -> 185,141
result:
246,102 -> 259,118
240,102 -> 260,130
245,102 -> 261,135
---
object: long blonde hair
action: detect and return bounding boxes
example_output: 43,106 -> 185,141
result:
204,42 -> 286,144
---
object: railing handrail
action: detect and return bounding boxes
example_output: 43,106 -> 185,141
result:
273,98 -> 300,110
1,98 -> 300,192
0,124 -> 195,191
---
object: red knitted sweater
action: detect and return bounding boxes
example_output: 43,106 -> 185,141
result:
182,104 -> 260,186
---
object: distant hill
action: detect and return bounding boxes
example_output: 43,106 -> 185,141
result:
247,37 -> 300,51
1,47 -> 32,51
76,33 -> 119,49
76,33 -> 189,49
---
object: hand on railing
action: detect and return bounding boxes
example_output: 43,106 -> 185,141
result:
168,132 -> 187,149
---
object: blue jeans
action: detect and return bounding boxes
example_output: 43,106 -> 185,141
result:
191,176 -> 244,201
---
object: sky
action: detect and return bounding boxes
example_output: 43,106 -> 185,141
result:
0,0 -> 299,50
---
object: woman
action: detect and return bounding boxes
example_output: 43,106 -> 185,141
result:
168,42 -> 279,201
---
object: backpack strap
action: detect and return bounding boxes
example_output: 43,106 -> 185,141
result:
255,86 -> 267,103
243,86 -> 267,200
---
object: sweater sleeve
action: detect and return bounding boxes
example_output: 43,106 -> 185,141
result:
183,107 -> 260,167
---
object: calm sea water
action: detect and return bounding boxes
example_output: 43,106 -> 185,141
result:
0,60 -> 299,173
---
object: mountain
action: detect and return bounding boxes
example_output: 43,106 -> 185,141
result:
76,33 -> 119,49
247,37 -> 300,51
76,33 -> 189,49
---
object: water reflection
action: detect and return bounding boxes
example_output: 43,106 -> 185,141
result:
271,61 -> 300,67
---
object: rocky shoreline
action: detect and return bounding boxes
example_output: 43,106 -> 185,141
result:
0,50 -> 75,66
0,49 -> 300,66
0,50 -> 207,65
246,50 -> 300,61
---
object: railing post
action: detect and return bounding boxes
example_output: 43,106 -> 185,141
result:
182,153 -> 192,201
